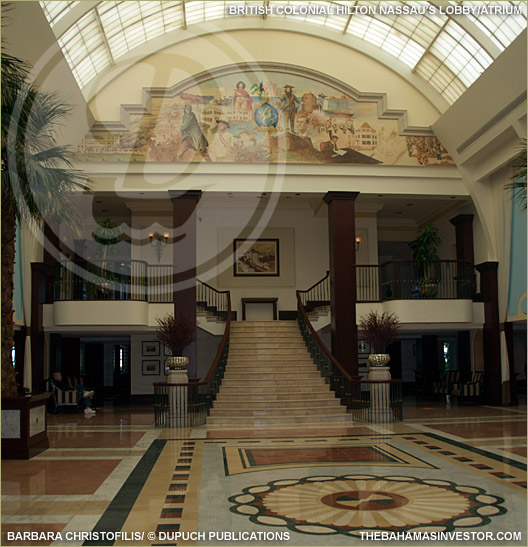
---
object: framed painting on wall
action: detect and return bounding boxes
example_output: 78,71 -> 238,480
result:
233,239 -> 280,277
142,341 -> 160,356
142,360 -> 160,376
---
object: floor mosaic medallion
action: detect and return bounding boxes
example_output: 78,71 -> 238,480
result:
229,474 -> 507,535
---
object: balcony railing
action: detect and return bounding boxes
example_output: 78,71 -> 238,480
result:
54,259 -> 476,304
379,260 -> 475,300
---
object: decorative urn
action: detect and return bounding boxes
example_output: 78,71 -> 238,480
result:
367,354 -> 391,367
166,356 -> 189,370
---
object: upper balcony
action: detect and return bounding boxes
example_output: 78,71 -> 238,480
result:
44,258 -> 481,330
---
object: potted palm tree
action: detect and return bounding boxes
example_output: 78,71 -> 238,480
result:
359,311 -> 400,366
410,224 -> 442,298
2,39 -> 86,397
156,313 -> 197,371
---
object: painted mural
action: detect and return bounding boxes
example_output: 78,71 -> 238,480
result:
77,70 -> 454,166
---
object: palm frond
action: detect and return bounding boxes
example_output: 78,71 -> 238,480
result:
505,139 -> 527,210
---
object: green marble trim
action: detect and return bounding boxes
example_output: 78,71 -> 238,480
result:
422,433 -> 527,471
83,439 -> 167,546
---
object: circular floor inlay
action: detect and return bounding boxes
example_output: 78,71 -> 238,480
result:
228,475 -> 507,535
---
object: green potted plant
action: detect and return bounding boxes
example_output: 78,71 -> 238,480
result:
156,313 -> 197,370
359,311 -> 400,366
410,224 -> 442,298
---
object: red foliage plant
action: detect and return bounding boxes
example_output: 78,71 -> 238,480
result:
156,313 -> 197,355
359,311 -> 400,354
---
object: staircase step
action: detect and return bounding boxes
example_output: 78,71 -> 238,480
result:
232,321 -> 297,327
227,357 -> 314,364
222,372 -> 322,381
215,391 -> 336,401
212,399 -> 342,409
229,348 -> 310,356
209,406 -> 345,417
225,365 -> 316,372
217,385 -> 330,394
220,380 -> 325,388
230,341 -> 306,347
206,414 -> 351,426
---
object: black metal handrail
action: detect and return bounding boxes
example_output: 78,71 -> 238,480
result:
297,273 -> 403,422
55,260 -> 232,316
197,279 -> 230,321
297,289 -> 356,408
154,290 -> 231,427
297,270 -> 330,312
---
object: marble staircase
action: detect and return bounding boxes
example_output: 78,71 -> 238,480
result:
207,321 -> 349,427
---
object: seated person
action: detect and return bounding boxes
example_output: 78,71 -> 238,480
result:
50,371 -> 96,415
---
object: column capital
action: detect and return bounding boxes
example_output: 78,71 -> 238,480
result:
323,191 -> 359,204
449,214 -> 474,226
169,190 -> 202,202
475,261 -> 499,273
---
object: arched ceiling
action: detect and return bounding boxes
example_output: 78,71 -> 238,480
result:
40,1 -> 526,105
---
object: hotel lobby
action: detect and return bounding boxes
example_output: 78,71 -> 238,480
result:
1,1 -> 527,545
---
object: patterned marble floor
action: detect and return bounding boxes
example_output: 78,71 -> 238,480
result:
1,401 -> 526,546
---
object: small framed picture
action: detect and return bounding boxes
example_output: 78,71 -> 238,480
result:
142,341 -> 160,356
164,345 -> 173,356
358,339 -> 370,355
142,360 -> 160,376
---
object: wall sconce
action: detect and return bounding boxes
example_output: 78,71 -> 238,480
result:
355,235 -> 361,251
149,232 -> 169,263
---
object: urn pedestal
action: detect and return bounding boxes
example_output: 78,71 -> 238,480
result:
166,357 -> 189,428
367,354 -> 393,423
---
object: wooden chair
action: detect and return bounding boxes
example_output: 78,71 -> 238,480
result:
432,370 -> 460,396
452,372 -> 484,404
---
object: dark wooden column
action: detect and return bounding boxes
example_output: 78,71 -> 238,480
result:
457,330 -> 471,380
169,190 -> 202,378
449,214 -> 474,263
323,191 -> 359,377
503,322 -> 519,406
31,263 -> 47,394
475,262 -> 502,405
421,335 -> 439,398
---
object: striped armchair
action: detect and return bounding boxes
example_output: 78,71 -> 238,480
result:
432,370 -> 460,396
452,372 -> 484,403
48,380 -> 80,412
